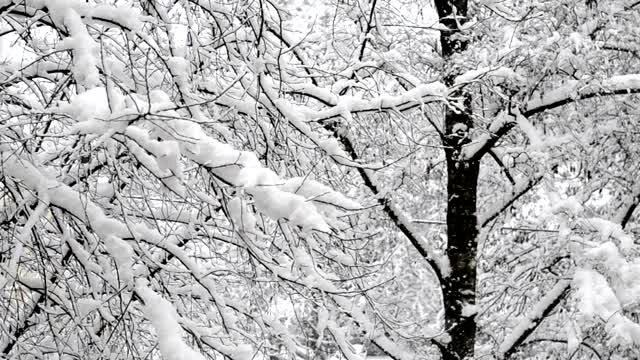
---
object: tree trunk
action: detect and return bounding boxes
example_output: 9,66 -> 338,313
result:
432,1 -> 475,358
441,110 -> 479,360
434,0 -> 469,57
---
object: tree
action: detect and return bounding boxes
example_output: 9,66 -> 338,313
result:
1,0 -> 640,359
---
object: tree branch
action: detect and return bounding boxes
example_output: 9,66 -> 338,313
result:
498,280 -> 571,359
478,175 -> 543,228
523,75 -> 640,117
499,180 -> 640,357
488,149 -> 516,185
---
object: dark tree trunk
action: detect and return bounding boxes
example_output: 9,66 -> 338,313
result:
432,1 -> 476,358
441,109 -> 479,360
434,0 -> 469,57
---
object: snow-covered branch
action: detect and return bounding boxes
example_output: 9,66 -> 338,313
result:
498,280 -> 571,358
478,175 -> 543,228
523,74 -> 640,117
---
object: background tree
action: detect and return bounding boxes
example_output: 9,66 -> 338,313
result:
1,0 -> 640,360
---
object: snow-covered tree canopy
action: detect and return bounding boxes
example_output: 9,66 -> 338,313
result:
1,0 -> 640,359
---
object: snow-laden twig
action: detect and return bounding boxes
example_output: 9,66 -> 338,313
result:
498,280 -> 571,358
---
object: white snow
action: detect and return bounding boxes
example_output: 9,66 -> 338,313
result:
280,177 -> 361,210
583,217 -> 634,250
548,193 -> 584,216
515,110 -> 544,149
77,298 -> 102,318
573,269 -> 640,347
461,303 -> 478,317
574,269 -> 619,320
136,280 -> 208,360
58,8 -> 100,89
104,236 -> 135,287
526,75 -> 640,114
498,280 -> 570,356
227,197 -> 258,233
565,320 -> 582,354
454,67 -> 524,86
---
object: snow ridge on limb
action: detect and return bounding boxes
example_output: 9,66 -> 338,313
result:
250,72 -> 449,284
135,280 -> 208,360
453,66 -> 525,86
461,111 -> 517,162
498,280 -> 571,358
523,74 -> 640,117
304,82 -> 448,123
4,0 -> 147,32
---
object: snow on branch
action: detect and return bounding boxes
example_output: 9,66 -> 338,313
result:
453,66 -> 525,86
478,175 -> 543,228
1,151 -> 262,355
461,111 -> 516,162
257,73 -> 448,282
523,74 -> 640,117
6,0 -> 147,32
498,280 -> 571,358
56,8 -> 100,89
237,228 -> 426,360
499,187 -> 640,357
305,82 -> 448,123
135,280 -> 209,360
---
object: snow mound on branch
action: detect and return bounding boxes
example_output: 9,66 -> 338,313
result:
280,177 -> 361,210
64,88 -> 111,122
227,197 -> 258,233
583,217 -> 634,250
248,186 -> 330,232
136,280 -> 208,360
104,235 -> 134,287
573,268 -> 640,347
77,298 -> 102,318
43,0 -> 146,32
454,66 -> 524,86
574,269 -> 619,319
57,8 -> 100,89
583,242 -> 640,308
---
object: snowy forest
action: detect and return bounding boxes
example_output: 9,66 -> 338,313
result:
1,0 -> 640,359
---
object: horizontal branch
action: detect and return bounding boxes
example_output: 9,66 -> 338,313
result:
523,74 -> 640,117
304,82 -> 447,123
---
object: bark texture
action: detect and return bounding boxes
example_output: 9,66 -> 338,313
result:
441,110 -> 479,360
433,1 -> 476,358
